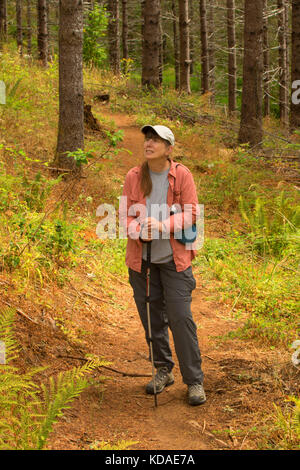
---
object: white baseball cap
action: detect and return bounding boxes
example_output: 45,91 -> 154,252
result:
141,125 -> 175,146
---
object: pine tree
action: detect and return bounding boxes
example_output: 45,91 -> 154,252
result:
238,0 -> 264,147
142,0 -> 161,88
54,0 -> 84,174
178,0 -> 191,94
227,0 -> 236,114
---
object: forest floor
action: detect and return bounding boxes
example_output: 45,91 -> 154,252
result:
7,110 -> 298,451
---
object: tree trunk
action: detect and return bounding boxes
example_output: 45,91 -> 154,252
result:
16,0 -> 23,56
238,0 -> 264,147
159,0 -> 163,85
172,0 -> 180,90
178,0 -> 191,94
291,0 -> 300,130
142,0 -> 161,89
0,0 -> 7,46
285,0 -> 290,97
189,0 -> 194,75
263,0 -> 270,116
26,0 -> 32,56
278,0 -> 289,127
37,0 -> 48,66
47,0 -> 51,61
199,0 -> 209,94
208,0 -> 215,99
227,0 -> 236,114
107,0 -> 120,75
121,0 -> 128,63
55,0 -> 84,174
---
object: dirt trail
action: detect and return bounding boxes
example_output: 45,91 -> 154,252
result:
47,110 -> 293,451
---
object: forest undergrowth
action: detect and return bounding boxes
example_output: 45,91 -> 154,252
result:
0,46 -> 299,450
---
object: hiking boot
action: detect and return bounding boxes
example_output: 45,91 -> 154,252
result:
146,367 -> 174,395
188,383 -> 206,406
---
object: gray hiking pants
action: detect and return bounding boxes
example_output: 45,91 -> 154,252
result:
128,259 -> 204,385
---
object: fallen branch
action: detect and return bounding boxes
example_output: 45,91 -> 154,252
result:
106,272 -> 129,287
1,299 -> 39,325
81,290 -> 114,304
67,281 -> 114,305
57,354 -> 152,378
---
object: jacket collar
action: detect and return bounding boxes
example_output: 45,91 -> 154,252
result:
168,159 -> 177,178
132,159 -> 178,178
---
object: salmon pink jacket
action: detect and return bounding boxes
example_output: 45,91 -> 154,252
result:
120,159 -> 200,273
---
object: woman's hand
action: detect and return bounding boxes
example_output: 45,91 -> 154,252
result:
140,217 -> 163,241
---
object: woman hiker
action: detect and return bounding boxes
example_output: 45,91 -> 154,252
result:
120,124 -> 206,406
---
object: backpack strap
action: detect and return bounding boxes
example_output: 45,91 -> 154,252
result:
173,162 -> 182,194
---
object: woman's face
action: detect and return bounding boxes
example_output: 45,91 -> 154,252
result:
144,131 -> 172,162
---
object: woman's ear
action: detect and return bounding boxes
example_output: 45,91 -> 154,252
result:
167,145 -> 174,157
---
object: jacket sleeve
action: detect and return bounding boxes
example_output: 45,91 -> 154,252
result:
119,171 -> 144,245
162,167 -> 200,234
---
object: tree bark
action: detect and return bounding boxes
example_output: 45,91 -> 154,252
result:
278,0 -> 289,127
291,0 -> 300,130
142,0 -> 161,89
37,0 -> 48,66
227,0 -> 236,114
26,0 -> 32,56
238,0 -> 264,148
199,0 -> 209,94
178,0 -> 191,94
107,0 -> 120,75
263,0 -> 270,116
16,0 -> 23,56
0,0 -> 7,46
55,0 -> 84,174
208,0 -> 215,98
172,0 -> 180,90
189,0 -> 194,75
159,0 -> 163,85
285,0 -> 290,97
121,0 -> 128,62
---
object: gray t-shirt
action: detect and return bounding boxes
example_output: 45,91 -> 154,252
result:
142,168 -> 173,264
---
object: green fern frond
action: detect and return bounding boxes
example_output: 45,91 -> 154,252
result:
34,360 -> 98,450
0,310 -> 105,450
0,308 -> 20,363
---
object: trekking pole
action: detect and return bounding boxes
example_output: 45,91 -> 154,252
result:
146,241 -> 158,408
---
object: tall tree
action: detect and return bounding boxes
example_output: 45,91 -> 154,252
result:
172,0 -> 180,90
142,0 -> 161,88
285,0 -> 291,96
178,0 -> 191,94
16,0 -> 23,56
37,0 -> 48,66
121,0 -> 128,63
238,0 -> 264,147
54,0 -> 84,174
263,0 -> 270,116
278,0 -> 289,127
227,0 -> 236,114
159,0 -> 163,85
107,0 -> 120,75
0,0 -> 7,46
291,0 -> 300,129
26,0 -> 32,56
189,0 -> 194,74
208,0 -> 215,98
199,0 -> 209,94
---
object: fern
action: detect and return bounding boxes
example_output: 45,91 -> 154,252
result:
0,308 -> 105,450
34,362 -> 96,450
239,191 -> 300,257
